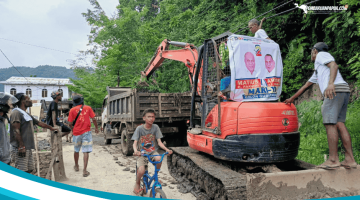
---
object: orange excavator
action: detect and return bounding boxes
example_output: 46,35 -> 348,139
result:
142,33 -> 299,163
140,33 -> 359,199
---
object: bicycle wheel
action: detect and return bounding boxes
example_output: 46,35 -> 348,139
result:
149,188 -> 167,199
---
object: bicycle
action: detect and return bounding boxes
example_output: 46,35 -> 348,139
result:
136,152 -> 168,198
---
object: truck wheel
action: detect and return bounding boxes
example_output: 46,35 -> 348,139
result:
121,129 -> 134,156
104,139 -> 112,145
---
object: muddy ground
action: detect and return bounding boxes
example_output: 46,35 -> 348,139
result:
34,129 -> 360,200
36,130 -> 196,199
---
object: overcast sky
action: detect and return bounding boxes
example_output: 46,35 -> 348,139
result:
0,0 -> 119,69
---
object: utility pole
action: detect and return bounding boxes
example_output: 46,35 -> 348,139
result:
117,71 -> 120,87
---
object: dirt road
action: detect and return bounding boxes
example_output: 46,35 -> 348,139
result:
39,131 -> 196,199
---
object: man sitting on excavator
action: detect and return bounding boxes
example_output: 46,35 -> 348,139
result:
219,42 -> 231,100
248,18 -> 271,40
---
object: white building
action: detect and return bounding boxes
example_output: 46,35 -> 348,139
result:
0,76 -> 73,101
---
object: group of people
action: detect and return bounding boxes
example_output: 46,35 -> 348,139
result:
0,92 -> 99,177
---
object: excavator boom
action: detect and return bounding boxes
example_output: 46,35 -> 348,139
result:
142,39 -> 199,85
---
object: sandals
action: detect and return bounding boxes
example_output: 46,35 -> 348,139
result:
317,161 -> 340,170
133,188 -> 144,196
341,162 -> 358,169
317,165 -> 340,170
83,171 -> 90,177
74,165 -> 91,177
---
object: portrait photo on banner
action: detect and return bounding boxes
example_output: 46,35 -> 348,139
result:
228,35 -> 283,102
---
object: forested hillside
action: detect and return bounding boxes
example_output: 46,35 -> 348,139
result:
70,0 -> 360,108
66,0 -> 360,165
0,65 -> 76,92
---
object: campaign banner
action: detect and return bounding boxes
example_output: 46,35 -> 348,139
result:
227,35 -> 283,102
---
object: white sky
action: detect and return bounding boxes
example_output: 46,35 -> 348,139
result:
0,0 -> 119,69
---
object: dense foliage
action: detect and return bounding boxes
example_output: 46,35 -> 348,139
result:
0,65 -> 76,92
71,0 -> 360,107
296,100 -> 360,165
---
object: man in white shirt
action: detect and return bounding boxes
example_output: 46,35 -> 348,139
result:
284,42 -> 357,170
248,18 -> 271,40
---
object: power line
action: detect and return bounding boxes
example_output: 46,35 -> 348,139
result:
225,0 -> 275,22
0,37 -> 77,55
0,49 -> 45,90
254,0 -> 294,22
233,0 -> 321,34
232,0 -> 294,33
198,0 -> 217,15
266,0 -> 321,20
223,6 -> 249,22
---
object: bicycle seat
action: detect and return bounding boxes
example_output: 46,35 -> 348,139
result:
141,152 -> 169,165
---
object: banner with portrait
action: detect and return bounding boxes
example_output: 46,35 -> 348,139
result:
227,35 -> 283,102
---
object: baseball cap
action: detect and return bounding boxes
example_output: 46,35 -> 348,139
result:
310,42 -> 329,52
14,93 -> 25,101
72,95 -> 84,106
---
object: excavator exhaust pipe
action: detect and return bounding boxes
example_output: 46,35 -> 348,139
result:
168,41 -> 188,48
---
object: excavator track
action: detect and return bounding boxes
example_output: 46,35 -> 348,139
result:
168,147 -> 360,200
168,147 -> 247,199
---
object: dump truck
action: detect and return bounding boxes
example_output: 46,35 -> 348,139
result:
101,86 -> 191,155
135,32 -> 360,199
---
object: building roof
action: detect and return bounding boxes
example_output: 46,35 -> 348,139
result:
0,76 -> 73,85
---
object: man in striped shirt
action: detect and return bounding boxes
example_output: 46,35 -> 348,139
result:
10,93 -> 57,172
284,42 -> 357,170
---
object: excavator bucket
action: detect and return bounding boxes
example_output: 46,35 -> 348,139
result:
136,80 -> 149,88
136,71 -> 149,87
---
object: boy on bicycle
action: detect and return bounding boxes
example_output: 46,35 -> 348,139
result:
132,108 -> 173,195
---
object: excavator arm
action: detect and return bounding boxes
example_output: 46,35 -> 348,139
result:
142,39 -> 199,85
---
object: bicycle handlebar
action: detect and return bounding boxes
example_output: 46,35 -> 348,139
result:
141,152 -> 169,165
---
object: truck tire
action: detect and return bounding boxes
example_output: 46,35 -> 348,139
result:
121,129 -> 134,156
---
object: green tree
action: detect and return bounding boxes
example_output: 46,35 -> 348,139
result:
67,68 -> 115,108
71,0 -> 360,100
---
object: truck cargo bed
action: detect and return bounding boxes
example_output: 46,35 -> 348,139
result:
107,87 -> 191,122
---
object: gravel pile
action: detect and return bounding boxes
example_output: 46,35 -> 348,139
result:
38,139 -> 51,151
